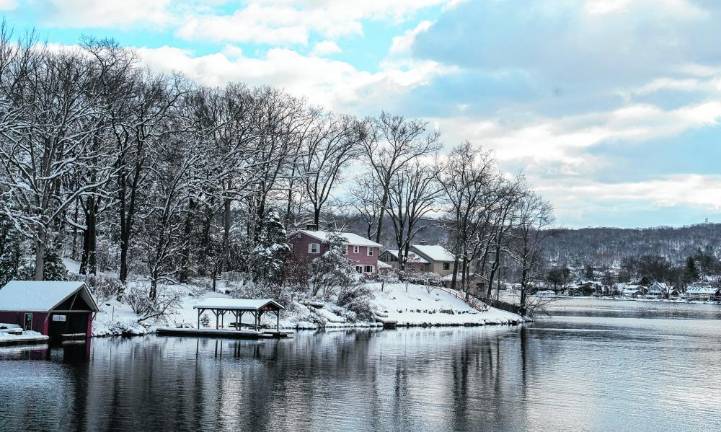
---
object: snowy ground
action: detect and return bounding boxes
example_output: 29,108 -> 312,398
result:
90,280 -> 523,337
367,282 -> 522,326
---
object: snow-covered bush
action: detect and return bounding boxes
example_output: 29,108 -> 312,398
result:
124,283 -> 181,323
337,284 -> 375,321
309,232 -> 359,298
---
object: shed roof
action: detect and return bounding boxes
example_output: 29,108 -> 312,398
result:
193,298 -> 285,311
0,281 -> 99,312
292,230 -> 382,248
411,244 -> 455,262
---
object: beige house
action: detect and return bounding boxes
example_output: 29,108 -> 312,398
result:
409,244 -> 456,277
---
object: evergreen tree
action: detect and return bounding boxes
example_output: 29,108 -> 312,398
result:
309,233 -> 359,297
250,210 -> 290,286
0,218 -> 22,285
684,256 -> 699,283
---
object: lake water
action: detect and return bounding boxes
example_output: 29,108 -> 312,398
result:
1,298 -> 721,431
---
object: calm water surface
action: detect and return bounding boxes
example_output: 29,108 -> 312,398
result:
1,298 -> 721,431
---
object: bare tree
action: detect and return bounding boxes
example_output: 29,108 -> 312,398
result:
508,190 -> 553,311
363,112 -> 440,243
301,113 -> 365,227
437,142 -> 496,294
386,161 -> 441,270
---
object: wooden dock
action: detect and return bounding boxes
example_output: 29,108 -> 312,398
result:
0,334 -> 49,346
156,327 -> 293,339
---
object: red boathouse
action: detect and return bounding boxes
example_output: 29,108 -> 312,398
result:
0,281 -> 99,340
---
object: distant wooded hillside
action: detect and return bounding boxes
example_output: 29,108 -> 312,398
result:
539,224 -> 721,268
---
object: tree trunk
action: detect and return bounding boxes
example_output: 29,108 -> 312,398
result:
179,198 -> 195,283
34,233 -> 46,281
374,188 -> 389,243
80,197 -> 98,276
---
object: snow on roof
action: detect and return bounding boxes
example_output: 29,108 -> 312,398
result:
293,230 -> 382,248
411,244 -> 455,262
193,298 -> 284,311
384,250 -> 429,264
377,260 -> 392,269
687,286 -> 718,294
0,281 -> 99,312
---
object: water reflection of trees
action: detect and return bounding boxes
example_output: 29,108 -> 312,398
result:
0,327 -> 565,431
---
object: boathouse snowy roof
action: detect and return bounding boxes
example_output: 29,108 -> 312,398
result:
193,298 -> 284,311
292,230 -> 382,248
411,244 -> 455,262
0,281 -> 99,312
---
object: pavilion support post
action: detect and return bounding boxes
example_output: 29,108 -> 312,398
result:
239,311 -> 244,330
197,309 -> 201,329
276,311 -> 280,332
221,311 -> 225,329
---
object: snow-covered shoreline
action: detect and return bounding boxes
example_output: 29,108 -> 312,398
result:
91,281 -> 525,337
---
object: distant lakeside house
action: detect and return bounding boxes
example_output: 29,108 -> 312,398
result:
288,229 -> 382,274
378,250 -> 430,273
686,285 -> 721,301
409,244 -> 456,276
379,244 -> 457,277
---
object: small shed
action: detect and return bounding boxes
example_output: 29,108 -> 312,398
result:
193,298 -> 284,331
0,281 -> 99,340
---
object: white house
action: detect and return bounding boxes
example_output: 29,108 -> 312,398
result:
647,281 -> 670,297
686,285 -> 720,302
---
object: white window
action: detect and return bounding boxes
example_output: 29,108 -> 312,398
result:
353,245 -> 360,254
367,247 -> 374,256
308,243 -> 320,254
364,265 -> 374,273
355,265 -> 363,273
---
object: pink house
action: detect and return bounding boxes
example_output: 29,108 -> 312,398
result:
288,230 -> 382,274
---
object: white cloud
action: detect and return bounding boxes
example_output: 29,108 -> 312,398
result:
0,0 -> 16,11
584,0 -> 705,18
176,0 -> 454,44
390,20 -> 433,54
311,41 -> 342,56
545,175 -> 721,211
435,101 -> 721,168
43,0 -> 171,27
135,46 -> 455,112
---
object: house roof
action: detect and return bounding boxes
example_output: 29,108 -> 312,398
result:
648,281 -> 669,292
0,281 -> 99,312
193,298 -> 285,311
292,230 -> 382,248
384,250 -> 429,264
687,286 -> 718,294
411,244 -> 455,262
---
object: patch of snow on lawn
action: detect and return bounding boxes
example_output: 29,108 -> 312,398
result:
368,282 -> 521,326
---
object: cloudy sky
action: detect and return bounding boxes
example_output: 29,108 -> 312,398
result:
5,0 -> 721,228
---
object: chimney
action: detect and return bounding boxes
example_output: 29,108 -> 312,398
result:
419,240 -> 428,245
